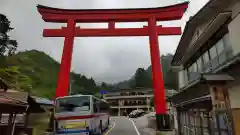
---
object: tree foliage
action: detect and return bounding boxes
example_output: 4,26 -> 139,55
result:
0,50 -> 103,99
115,54 -> 178,90
0,14 -> 17,56
134,68 -> 152,88
70,74 -> 100,95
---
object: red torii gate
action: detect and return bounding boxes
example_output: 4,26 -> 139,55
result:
37,2 -> 188,130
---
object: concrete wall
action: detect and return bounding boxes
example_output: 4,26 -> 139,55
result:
228,2 -> 240,55
228,85 -> 240,108
228,80 -> 240,135
178,70 -> 184,89
178,68 -> 188,89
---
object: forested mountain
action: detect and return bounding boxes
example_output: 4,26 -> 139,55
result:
0,50 -> 104,99
115,54 -> 178,90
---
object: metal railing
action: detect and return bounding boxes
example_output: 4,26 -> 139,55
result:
185,48 -> 234,86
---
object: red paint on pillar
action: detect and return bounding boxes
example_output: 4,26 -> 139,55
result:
56,19 -> 76,98
148,17 -> 167,114
108,22 -> 115,29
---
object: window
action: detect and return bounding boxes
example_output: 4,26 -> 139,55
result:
99,101 -> 110,113
184,69 -> 188,83
190,65 -> 194,73
187,65 -> 193,79
192,62 -> 198,73
223,33 -> 233,59
197,57 -> 203,72
216,39 -> 224,54
209,45 -> 219,69
203,51 -> 210,64
222,33 -> 231,49
93,98 -> 98,113
56,96 -> 90,113
216,39 -> 226,65
209,45 -> 218,60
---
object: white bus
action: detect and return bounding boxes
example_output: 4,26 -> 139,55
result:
55,95 -> 110,135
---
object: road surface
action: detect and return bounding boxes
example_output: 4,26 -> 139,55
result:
106,117 -> 140,135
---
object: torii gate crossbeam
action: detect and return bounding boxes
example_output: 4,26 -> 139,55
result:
37,2 -> 188,130
43,26 -> 181,37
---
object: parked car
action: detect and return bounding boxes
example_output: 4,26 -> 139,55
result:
128,109 -> 145,118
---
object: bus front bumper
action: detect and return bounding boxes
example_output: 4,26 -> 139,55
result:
55,129 -> 91,135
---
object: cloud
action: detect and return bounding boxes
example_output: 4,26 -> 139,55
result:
0,0 -> 209,83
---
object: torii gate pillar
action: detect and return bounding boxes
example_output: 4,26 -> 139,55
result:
37,2 -> 188,130
148,17 -> 166,115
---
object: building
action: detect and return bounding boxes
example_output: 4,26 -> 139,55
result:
170,0 -> 240,135
104,88 -> 176,116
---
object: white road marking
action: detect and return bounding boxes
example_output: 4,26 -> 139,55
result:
109,117 -> 141,135
104,122 -> 116,135
129,118 -> 141,135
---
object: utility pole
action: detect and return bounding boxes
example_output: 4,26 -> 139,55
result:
69,80 -> 75,95
69,68 -> 74,95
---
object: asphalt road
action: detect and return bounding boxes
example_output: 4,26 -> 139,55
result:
106,117 -> 140,135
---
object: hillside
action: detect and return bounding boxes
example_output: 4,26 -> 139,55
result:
115,54 -> 178,90
0,50 -> 100,99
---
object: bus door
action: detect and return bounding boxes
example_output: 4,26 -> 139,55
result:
92,99 -> 110,132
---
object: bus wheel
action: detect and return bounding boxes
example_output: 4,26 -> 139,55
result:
99,121 -> 103,135
107,118 -> 110,126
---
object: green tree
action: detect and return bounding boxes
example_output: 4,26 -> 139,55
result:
70,74 -> 99,94
101,82 -> 107,88
0,14 -> 17,56
164,69 -> 178,89
134,68 -> 152,88
161,54 -> 178,89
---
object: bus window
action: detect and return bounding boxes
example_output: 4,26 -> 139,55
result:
99,102 -> 110,113
93,98 -> 99,113
56,96 -> 90,113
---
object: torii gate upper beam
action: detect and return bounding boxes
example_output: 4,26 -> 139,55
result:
37,2 -> 188,23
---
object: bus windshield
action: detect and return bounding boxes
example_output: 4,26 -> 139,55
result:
56,96 -> 90,113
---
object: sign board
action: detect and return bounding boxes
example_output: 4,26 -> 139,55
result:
100,90 -> 108,95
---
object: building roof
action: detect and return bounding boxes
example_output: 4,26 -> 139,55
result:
0,91 -> 45,113
172,0 -> 233,66
0,78 -> 10,91
32,96 -> 54,106
201,73 -> 234,81
107,87 -> 153,93
0,91 -> 28,106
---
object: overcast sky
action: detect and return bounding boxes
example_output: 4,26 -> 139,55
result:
0,0 -> 208,83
